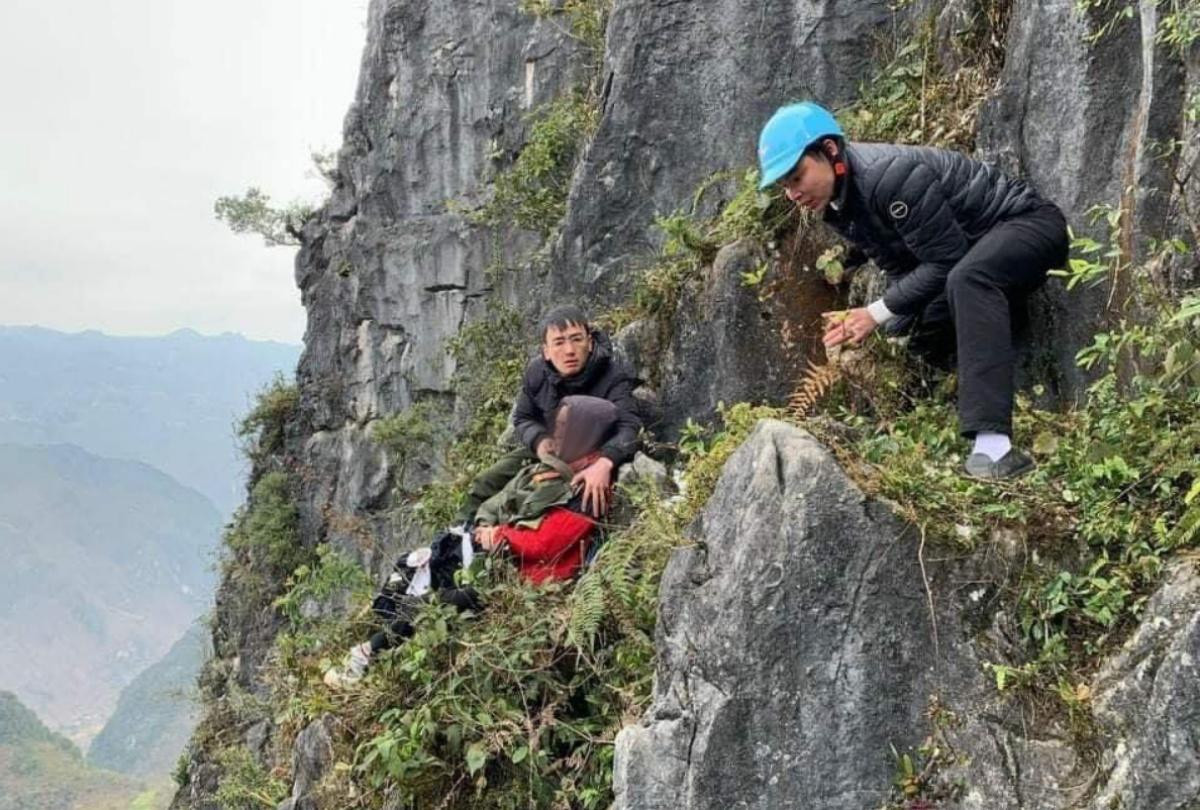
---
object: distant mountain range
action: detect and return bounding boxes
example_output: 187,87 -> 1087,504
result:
87,623 -> 209,778
0,326 -> 300,514
0,442 -> 221,747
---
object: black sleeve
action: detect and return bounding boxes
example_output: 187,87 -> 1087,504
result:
877,159 -> 970,316
511,361 -> 548,453
598,372 -> 641,466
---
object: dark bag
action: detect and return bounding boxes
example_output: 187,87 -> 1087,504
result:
371,531 -> 476,622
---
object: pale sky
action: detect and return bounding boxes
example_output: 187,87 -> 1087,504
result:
0,0 -> 369,343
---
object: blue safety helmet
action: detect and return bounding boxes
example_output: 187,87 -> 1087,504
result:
757,102 -> 844,189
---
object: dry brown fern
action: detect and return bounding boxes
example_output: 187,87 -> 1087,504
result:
788,360 -> 842,418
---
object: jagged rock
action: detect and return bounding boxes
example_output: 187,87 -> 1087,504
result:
616,451 -> 668,491
613,318 -> 659,387
292,0 -> 587,566
176,0 -> 1200,806
614,419 -> 1200,809
613,420 -> 967,809
277,717 -> 335,810
244,719 -> 272,761
1086,565 -> 1200,809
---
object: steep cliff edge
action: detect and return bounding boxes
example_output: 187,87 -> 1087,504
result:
172,0 -> 1199,807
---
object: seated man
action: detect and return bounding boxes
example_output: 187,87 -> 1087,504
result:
323,396 -> 617,688
455,305 -> 641,523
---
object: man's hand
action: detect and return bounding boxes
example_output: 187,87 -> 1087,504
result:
536,437 -> 558,459
822,307 -> 878,348
570,456 -> 614,517
476,525 -> 503,551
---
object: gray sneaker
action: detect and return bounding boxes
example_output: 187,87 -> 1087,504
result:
963,448 -> 1035,480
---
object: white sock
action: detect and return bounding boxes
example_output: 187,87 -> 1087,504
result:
972,432 -> 1012,462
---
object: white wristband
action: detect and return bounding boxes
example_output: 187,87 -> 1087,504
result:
867,299 -> 896,325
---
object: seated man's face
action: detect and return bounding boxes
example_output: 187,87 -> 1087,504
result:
542,322 -> 592,377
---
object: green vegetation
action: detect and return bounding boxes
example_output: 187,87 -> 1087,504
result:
471,0 -> 611,239
237,374 -> 299,467
213,745 -> 289,809
225,470 -> 306,575
474,93 -> 600,237
1075,0 -> 1200,52
803,220 -> 1199,711
255,402 -> 777,809
603,168 -> 798,346
196,3 -> 1200,807
274,544 -> 375,629
839,6 -> 1007,151
214,188 -> 312,248
1158,0 -> 1200,52
215,151 -> 336,247
372,400 -> 438,489
519,0 -> 610,55
0,691 -> 157,809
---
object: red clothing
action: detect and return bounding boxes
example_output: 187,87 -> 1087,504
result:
496,507 -> 595,584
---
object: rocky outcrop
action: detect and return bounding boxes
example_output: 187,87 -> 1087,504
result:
614,420 -> 1200,809
613,420 -> 958,810
1087,565 -> 1200,809
276,717 -> 334,810
293,0 -> 586,568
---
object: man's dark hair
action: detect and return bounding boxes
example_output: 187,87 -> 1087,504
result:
539,305 -> 590,342
803,135 -> 843,162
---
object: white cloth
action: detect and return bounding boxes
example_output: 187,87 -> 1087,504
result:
867,298 -> 896,325
404,546 -> 433,596
452,524 -> 475,568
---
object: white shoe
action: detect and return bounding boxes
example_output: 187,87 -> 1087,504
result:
323,642 -> 372,689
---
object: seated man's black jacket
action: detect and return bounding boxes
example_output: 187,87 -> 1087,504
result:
512,329 -> 641,465
824,142 -> 1055,316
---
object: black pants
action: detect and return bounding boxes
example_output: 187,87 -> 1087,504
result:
888,203 -> 1069,437
368,586 -> 481,654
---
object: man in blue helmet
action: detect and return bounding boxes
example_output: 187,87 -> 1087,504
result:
757,101 -> 1069,479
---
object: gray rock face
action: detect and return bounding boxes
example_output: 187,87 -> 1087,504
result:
613,420 -> 955,809
976,0 -> 1193,400
658,237 -> 838,438
614,421 -> 1200,810
277,717 -> 334,810
293,0 -> 584,562
1087,565 -> 1200,809
557,0 -> 919,298
178,0 -> 1200,806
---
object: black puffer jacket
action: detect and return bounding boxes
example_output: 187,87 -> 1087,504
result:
824,142 -> 1052,315
511,330 -> 641,466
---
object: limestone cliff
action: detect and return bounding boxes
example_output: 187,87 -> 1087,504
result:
172,0 -> 1199,807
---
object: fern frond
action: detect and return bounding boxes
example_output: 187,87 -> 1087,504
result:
789,361 -> 841,418
1169,500 -> 1200,548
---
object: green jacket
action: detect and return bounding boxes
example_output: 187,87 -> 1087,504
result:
474,455 -> 576,529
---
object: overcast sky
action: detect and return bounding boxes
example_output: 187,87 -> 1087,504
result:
0,0 -> 368,344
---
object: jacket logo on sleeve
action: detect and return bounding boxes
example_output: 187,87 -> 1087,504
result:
888,200 -> 909,220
